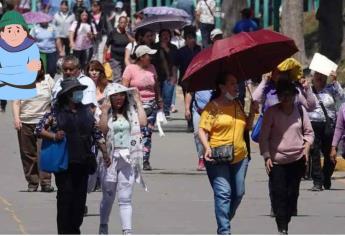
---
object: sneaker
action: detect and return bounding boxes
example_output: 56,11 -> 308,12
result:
270,208 -> 275,217
278,230 -> 288,235
170,105 -> 178,113
310,185 -> 323,191
324,179 -> 331,190
197,159 -> 206,171
27,187 -> 38,192
123,229 -> 132,235
84,205 -> 88,216
143,161 -> 152,171
99,224 -> 108,234
41,185 -> 54,192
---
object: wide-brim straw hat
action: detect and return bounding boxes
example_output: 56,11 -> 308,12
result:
104,83 -> 136,97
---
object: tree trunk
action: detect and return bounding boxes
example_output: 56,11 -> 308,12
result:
317,0 -> 343,62
281,0 -> 306,65
221,0 -> 247,37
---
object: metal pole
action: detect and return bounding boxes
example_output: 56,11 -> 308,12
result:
308,0 -> 313,11
314,0 -> 319,10
166,0 -> 171,7
247,0 -> 251,8
131,0 -> 136,28
32,0 -> 37,12
254,0 -> 260,17
157,0 -> 162,6
273,0 -> 281,32
147,0 -> 153,7
138,0 -> 145,10
215,0 -> 222,29
263,0 -> 269,28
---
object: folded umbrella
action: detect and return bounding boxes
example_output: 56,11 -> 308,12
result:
182,29 -> 299,92
23,11 -> 53,24
134,15 -> 189,32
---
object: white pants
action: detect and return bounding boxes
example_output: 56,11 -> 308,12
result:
100,154 -> 135,232
93,35 -> 107,63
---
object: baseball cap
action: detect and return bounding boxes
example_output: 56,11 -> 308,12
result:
115,1 -> 123,8
135,45 -> 157,58
210,28 -> 223,41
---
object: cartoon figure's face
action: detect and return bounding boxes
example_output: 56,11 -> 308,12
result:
0,24 -> 27,47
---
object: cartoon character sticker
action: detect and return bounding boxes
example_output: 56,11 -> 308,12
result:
0,10 -> 41,100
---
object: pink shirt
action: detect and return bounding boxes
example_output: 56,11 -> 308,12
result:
259,104 -> 314,164
69,21 -> 97,50
123,64 -> 157,102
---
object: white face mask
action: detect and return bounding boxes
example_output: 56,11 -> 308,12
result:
225,92 -> 238,101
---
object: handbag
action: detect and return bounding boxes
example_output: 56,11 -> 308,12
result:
40,137 -> 68,173
211,144 -> 235,164
251,114 -> 263,143
313,88 -> 335,136
209,101 -> 236,164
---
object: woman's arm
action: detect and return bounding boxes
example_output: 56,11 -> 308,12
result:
69,31 -> 75,49
258,108 -> 273,160
12,100 -> 22,130
198,128 -> 213,162
132,88 -> 147,126
252,76 -> 268,104
124,47 -> 132,67
99,101 -> 111,136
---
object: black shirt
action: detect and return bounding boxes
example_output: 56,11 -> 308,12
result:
106,29 -> 130,65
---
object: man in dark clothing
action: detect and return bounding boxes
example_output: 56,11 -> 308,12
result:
152,29 -> 178,118
103,16 -> 130,76
175,28 -> 201,132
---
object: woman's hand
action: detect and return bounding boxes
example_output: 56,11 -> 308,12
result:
55,130 -> 65,141
103,153 -> 111,168
330,146 -> 338,165
303,142 -> 311,166
204,147 -> 214,163
265,158 -> 273,175
14,118 -> 22,130
330,71 -> 337,82
100,100 -> 111,113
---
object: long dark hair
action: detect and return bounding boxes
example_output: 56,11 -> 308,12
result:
36,58 -> 46,82
73,7 -> 96,41
211,73 -> 229,100
111,93 -> 129,121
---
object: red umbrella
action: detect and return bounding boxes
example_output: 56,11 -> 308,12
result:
182,29 -> 299,92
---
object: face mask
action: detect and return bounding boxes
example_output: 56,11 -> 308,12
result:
71,90 -> 83,103
225,92 -> 237,101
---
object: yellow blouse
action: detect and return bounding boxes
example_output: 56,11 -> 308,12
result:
199,101 -> 248,163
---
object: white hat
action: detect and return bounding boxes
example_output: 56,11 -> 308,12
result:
210,28 -> 223,41
115,1 -> 124,8
135,45 -> 157,58
105,83 -> 135,97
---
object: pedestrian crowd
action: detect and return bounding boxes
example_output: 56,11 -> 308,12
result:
1,1 -> 344,235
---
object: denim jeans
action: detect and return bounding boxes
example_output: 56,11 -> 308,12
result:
206,157 -> 249,235
161,80 -> 175,115
192,108 -> 204,159
200,23 -> 215,48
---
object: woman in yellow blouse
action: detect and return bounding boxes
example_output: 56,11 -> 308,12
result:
199,73 -> 255,234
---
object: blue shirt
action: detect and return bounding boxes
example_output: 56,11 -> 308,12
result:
193,90 -> 212,111
233,19 -> 258,34
30,24 -> 57,53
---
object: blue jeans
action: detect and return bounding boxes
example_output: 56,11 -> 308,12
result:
206,157 -> 249,235
161,80 -> 175,115
200,23 -> 215,48
192,108 -> 204,159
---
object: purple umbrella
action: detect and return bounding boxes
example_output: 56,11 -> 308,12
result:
139,6 -> 190,19
23,12 -> 53,24
134,15 -> 189,32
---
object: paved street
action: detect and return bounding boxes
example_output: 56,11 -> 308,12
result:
1,94 -> 345,234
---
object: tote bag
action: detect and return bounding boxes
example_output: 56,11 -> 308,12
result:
40,137 -> 68,173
